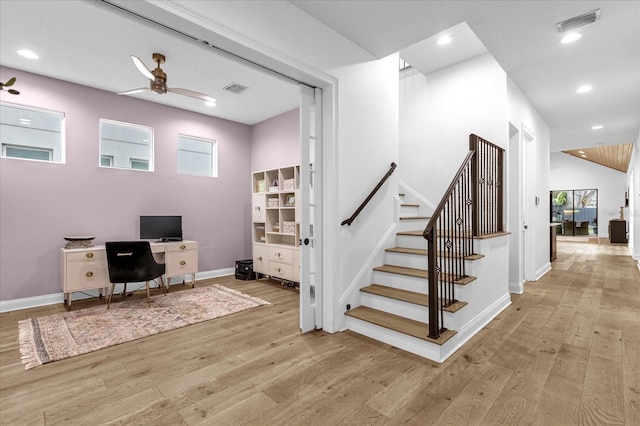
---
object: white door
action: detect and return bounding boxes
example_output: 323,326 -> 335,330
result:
521,126 -> 535,282
299,85 -> 322,332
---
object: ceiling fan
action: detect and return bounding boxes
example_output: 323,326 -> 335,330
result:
117,53 -> 216,104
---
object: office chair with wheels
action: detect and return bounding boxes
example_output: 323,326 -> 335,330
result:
105,241 -> 166,308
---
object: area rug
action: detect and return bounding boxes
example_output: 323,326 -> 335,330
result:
18,284 -> 269,370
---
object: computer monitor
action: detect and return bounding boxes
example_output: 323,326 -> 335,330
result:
139,215 -> 183,242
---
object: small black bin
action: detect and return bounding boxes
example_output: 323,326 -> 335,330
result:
235,259 -> 256,280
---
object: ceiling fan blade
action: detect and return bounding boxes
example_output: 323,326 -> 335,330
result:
117,88 -> 150,95
131,55 -> 155,81
168,87 -> 216,103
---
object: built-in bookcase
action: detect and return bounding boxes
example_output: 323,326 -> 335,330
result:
252,165 -> 300,284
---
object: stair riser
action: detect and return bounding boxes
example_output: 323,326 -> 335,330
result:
372,271 -> 428,293
396,235 -> 428,249
345,316 -> 446,362
400,205 -> 419,216
397,220 -> 428,233
386,252 -> 428,269
360,293 -> 456,329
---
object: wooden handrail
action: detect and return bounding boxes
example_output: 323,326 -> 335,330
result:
422,134 -> 504,339
341,162 -> 397,226
423,151 -> 475,239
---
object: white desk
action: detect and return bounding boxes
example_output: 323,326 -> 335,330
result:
61,240 -> 198,307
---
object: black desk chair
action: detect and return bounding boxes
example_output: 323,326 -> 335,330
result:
105,241 -> 166,308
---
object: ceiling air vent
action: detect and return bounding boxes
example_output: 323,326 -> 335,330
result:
223,82 -> 249,94
556,9 -> 600,32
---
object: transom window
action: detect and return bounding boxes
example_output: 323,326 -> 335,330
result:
99,119 -> 153,171
178,134 -> 217,177
0,102 -> 65,163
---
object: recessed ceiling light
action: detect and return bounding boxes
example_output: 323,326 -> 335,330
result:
581,154 -> 587,158
576,85 -> 592,94
19,118 -> 31,125
578,150 -> 585,154
561,33 -> 581,43
205,101 -> 216,107
17,49 -> 38,59
591,125 -> 603,130
437,35 -> 452,46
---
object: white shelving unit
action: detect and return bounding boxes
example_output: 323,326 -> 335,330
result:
252,165 -> 300,285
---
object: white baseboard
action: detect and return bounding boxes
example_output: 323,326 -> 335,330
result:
0,269 -> 235,313
439,293 -> 512,362
535,262 -> 552,281
509,281 -> 524,294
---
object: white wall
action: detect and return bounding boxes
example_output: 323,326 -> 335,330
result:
550,152 -> 627,238
628,136 -> 640,267
399,53 -> 508,203
507,78 -> 551,282
328,53 -> 400,332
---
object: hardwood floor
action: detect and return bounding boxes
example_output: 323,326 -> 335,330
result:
1,241 -> 638,425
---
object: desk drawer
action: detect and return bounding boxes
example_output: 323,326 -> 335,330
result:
65,261 -> 109,291
269,247 -> 293,264
66,249 -> 106,262
165,249 -> 198,277
164,241 -> 198,252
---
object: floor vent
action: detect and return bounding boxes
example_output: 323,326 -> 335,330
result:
223,82 -> 249,94
556,9 -> 600,33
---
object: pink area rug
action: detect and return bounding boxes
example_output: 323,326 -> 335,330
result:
18,284 -> 269,369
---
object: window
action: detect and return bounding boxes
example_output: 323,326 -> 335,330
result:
550,189 -> 598,236
100,155 -> 113,167
130,158 -> 149,170
99,119 -> 153,171
178,134 -> 217,177
0,102 -> 65,163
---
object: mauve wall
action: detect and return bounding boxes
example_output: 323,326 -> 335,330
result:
0,66 -> 254,301
251,108 -> 299,172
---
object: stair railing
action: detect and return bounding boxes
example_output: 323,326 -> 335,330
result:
423,134 -> 504,339
341,162 -> 397,226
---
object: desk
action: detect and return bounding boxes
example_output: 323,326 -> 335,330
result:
61,240 -> 198,307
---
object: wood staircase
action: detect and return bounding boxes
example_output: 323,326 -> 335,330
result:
344,193 -> 491,360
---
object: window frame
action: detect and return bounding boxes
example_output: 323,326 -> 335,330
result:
0,102 -> 66,163
99,118 -> 154,172
177,133 -> 218,178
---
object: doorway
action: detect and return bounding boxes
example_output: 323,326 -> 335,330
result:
551,189 -> 598,237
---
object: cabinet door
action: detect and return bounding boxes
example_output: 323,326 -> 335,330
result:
252,194 -> 266,222
253,244 -> 269,274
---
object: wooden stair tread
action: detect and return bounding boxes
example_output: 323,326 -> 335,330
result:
372,264 -> 477,285
399,216 -> 431,220
361,284 -> 467,313
399,229 -> 510,240
385,247 -> 484,261
400,203 -> 419,207
397,230 -> 424,237
345,306 -> 456,345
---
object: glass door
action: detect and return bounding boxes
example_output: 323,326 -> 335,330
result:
550,189 -> 598,236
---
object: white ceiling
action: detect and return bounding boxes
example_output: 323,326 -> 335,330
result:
1,0 -> 638,154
